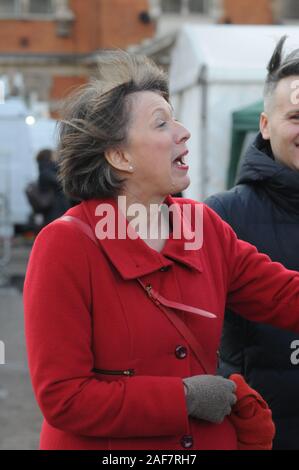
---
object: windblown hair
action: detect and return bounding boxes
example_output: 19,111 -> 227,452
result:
264,35 -> 299,109
57,51 -> 169,200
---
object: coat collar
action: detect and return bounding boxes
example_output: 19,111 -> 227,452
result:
78,195 -> 203,280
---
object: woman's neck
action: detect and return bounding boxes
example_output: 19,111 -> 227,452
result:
119,192 -> 170,251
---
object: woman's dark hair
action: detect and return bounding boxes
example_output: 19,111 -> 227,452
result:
264,35 -> 299,109
57,51 -> 169,200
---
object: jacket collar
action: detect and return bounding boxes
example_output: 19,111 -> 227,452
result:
237,132 -> 299,215
78,195 -> 203,280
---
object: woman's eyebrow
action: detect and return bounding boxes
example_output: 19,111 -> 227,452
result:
151,106 -> 173,117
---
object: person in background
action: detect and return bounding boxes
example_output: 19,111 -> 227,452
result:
205,36 -> 299,449
36,148 -> 71,226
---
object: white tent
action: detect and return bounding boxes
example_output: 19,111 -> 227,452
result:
169,24 -> 299,201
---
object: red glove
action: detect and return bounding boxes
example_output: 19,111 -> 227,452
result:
228,374 -> 275,450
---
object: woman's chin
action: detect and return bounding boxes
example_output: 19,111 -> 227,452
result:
173,175 -> 190,194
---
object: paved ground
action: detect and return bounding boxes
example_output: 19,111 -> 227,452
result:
0,237 -> 42,450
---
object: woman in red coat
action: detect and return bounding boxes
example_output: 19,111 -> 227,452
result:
24,52 -> 299,450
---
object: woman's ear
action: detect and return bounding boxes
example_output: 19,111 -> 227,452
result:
260,112 -> 270,140
104,148 -> 133,173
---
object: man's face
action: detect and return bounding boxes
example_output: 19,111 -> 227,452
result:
260,75 -> 299,171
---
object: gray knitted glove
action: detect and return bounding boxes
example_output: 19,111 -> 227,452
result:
183,375 -> 237,424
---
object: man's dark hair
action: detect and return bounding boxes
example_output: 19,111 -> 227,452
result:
57,50 -> 169,201
264,35 -> 299,110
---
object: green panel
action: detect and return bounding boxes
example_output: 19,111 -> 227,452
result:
227,100 -> 263,188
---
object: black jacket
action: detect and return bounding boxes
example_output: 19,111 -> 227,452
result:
38,160 -> 70,225
205,133 -> 299,449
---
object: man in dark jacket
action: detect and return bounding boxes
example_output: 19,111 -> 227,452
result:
37,149 -> 70,226
205,36 -> 299,449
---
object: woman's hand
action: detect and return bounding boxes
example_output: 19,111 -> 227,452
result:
183,375 -> 237,423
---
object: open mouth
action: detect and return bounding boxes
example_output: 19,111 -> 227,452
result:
173,151 -> 189,168
173,155 -> 186,166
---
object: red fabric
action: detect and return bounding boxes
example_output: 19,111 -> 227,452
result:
23,196 -> 299,449
229,374 -> 275,450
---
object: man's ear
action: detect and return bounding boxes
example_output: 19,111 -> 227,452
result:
260,112 -> 270,140
104,148 -> 132,173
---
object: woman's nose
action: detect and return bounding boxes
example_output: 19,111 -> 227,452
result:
175,122 -> 191,143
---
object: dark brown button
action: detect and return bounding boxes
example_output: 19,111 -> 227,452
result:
160,266 -> 170,272
181,435 -> 193,449
175,345 -> 188,359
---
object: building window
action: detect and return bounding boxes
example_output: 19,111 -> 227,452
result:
160,0 -> 206,14
0,0 -> 18,15
189,0 -> 205,13
0,0 -> 54,17
280,0 -> 299,19
28,0 -> 54,14
161,0 -> 181,13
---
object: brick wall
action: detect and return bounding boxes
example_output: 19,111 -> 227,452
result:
0,19 -> 74,54
0,0 -> 154,54
98,0 -> 154,49
222,0 -> 273,24
50,75 -> 88,100
0,0 -> 154,114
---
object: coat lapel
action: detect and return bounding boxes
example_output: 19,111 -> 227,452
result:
80,196 -> 203,280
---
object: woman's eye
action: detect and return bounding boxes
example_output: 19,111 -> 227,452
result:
157,121 -> 166,128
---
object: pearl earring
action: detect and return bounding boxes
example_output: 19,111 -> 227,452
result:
129,165 -> 134,171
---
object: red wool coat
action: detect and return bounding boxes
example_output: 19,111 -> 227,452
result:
23,196 -> 299,450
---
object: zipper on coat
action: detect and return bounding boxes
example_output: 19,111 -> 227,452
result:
93,368 -> 135,376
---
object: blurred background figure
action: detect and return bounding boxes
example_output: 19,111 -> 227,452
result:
36,148 -> 70,226
25,149 -> 71,231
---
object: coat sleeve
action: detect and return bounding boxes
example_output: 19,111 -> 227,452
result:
206,207 -> 299,332
217,311 -> 246,377
23,222 -> 189,438
204,194 -> 230,223
204,195 -> 247,377
205,191 -> 249,377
